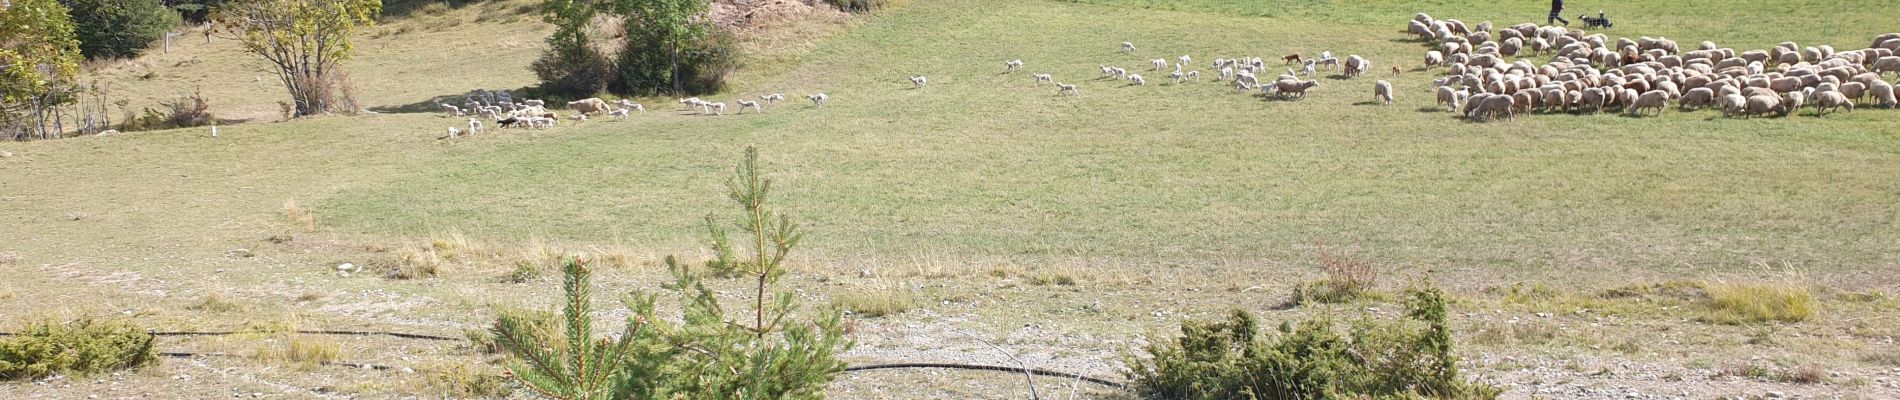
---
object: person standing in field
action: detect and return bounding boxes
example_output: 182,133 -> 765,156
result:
1548,0 -> 1570,26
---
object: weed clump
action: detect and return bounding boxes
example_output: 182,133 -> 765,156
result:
0,318 -> 158,380
1291,243 -> 1382,305
1127,288 -> 1500,399
1700,283 -> 1813,325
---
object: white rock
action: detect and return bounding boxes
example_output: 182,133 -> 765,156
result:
336,263 -> 355,272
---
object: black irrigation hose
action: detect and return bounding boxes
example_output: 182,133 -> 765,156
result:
160,351 -> 402,371
843,362 -> 1125,389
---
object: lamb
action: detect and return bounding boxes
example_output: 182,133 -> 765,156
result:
612,99 -> 645,113
807,93 -> 828,106
607,108 -> 631,121
1273,79 -> 1319,99
762,93 -> 786,103
570,113 -> 588,123
1178,55 -> 1192,66
441,104 -> 462,117
1317,57 -> 1340,72
1780,91 -> 1806,116
1151,58 -> 1168,71
1220,66 -> 1235,81
1812,91 -> 1853,116
1185,70 -> 1200,81
1373,80 -> 1393,106
737,99 -> 762,114
910,76 -> 928,87
1033,73 -> 1053,86
1301,60 -> 1318,76
446,126 -> 461,138
1121,42 -> 1136,52
567,98 -> 610,115
680,97 -> 706,111
1627,90 -> 1669,117
523,99 -> 545,107
468,118 -> 484,134
1128,74 -> 1147,86
1719,93 -> 1748,117
1056,83 -> 1079,96
1005,59 -> 1024,73
1170,70 -> 1185,83
707,102 -> 728,116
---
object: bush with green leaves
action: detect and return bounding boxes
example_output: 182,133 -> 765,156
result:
1126,288 -> 1500,400
65,0 -> 184,59
493,145 -> 851,400
0,318 -> 159,380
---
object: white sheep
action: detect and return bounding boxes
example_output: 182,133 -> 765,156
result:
762,93 -> 786,103
1220,66 -> 1235,80
910,76 -> 928,87
708,102 -> 728,116
441,104 -> 463,117
523,99 -> 545,107
570,113 -> 588,123
1170,70 -> 1185,83
737,99 -> 762,114
1033,73 -> 1054,86
1627,90 -> 1668,117
446,126 -> 461,138
1128,74 -> 1147,86
607,108 -> 631,121
1373,80 -> 1393,106
1121,42 -> 1136,52
1342,55 -> 1369,78
1151,58 -> 1168,71
1057,83 -> 1079,96
1005,59 -> 1024,73
1178,55 -> 1192,66
1781,91 -> 1807,116
808,93 -> 828,106
1812,91 -> 1853,116
467,118 -> 484,134
1424,51 -> 1444,68
1185,70 -> 1200,81
1870,80 -> 1897,108
1301,60 -> 1317,76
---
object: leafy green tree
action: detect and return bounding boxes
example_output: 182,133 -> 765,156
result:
65,0 -> 184,59
212,0 -> 379,117
0,0 -> 84,139
494,145 -> 851,399
528,0 -> 611,97
609,0 -> 719,96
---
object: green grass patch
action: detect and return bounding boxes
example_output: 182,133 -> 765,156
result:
0,318 -> 159,380
833,289 -> 919,318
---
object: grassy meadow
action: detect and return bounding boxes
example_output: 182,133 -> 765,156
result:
2,0 -> 1899,398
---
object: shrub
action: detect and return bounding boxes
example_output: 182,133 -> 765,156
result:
531,46 -> 614,99
825,0 -> 894,13
65,0 -> 184,59
1291,244 -> 1381,305
0,318 -> 159,380
493,146 -> 851,399
1126,288 -> 1500,400
161,89 -> 215,128
1700,283 -> 1813,325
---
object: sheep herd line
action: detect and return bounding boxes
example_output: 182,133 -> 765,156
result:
433,14 -> 1900,137
1408,14 -> 1900,121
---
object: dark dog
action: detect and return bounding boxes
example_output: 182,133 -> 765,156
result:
496,117 -> 521,128
1579,12 -> 1612,28
1282,54 -> 1302,65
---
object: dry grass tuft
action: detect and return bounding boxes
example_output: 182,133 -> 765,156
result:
422,362 -> 509,397
1292,243 -> 1380,305
1699,283 -> 1814,325
281,199 -> 317,232
185,294 -> 243,313
1861,348 -> 1900,366
833,288 -> 917,318
256,337 -> 340,369
389,245 -> 445,279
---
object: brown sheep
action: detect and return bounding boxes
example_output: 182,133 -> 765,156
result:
1472,94 -> 1515,122
1812,91 -> 1854,116
1274,79 -> 1320,99
566,98 -> 610,115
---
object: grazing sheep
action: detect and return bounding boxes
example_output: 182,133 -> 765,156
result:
1128,74 -> 1147,86
1373,80 -> 1393,106
1812,91 -> 1853,116
607,108 -> 630,121
910,76 -> 928,87
468,118 -> 484,134
1436,86 -> 1459,110
1185,70 -> 1200,81
1424,51 -> 1444,68
1870,80 -> 1897,108
1780,91 -> 1806,116
1121,42 -> 1136,52
1840,82 -> 1866,101
446,126 -> 461,138
1033,73 -> 1053,85
1151,58 -> 1168,71
1057,83 -> 1079,96
1109,66 -> 1127,78
1680,87 -> 1715,110
1220,67 -> 1235,80
1318,57 -> 1340,72
1718,94 -> 1748,117
1273,79 -> 1320,99
1744,95 -> 1781,118
807,93 -> 828,106
1627,90 -> 1669,116
737,99 -> 762,114
1006,59 -> 1024,73
1472,95 -> 1515,121
1343,55 -> 1370,78
1178,55 -> 1192,66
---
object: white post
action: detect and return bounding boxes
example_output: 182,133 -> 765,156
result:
211,126 -> 218,137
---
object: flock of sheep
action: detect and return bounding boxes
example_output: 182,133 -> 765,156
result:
1408,13 -> 1900,121
431,14 -> 1900,136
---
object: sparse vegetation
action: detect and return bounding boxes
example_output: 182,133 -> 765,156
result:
1127,288 -> 1500,399
186,293 -> 244,312
256,337 -> 341,369
1718,361 -> 1827,384
1291,244 -> 1382,305
0,318 -> 158,380
834,288 -> 917,318
1700,283 -> 1814,325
